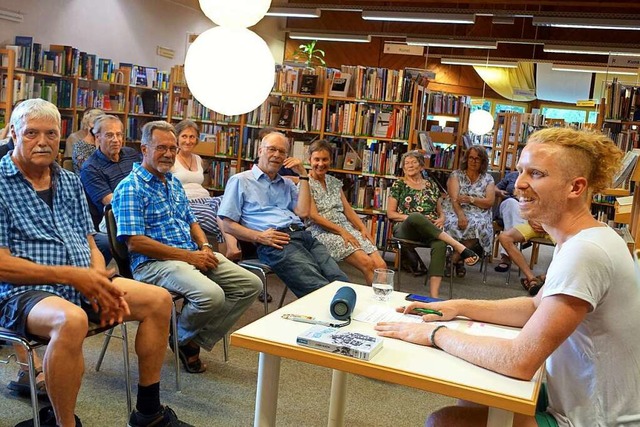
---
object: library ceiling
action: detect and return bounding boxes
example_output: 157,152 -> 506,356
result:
177,0 -> 640,65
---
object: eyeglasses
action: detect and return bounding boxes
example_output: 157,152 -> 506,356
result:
468,156 -> 481,162
100,132 -> 124,140
151,144 -> 178,154
264,146 -> 288,156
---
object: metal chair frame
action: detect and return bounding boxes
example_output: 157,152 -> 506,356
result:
1,323 -> 131,427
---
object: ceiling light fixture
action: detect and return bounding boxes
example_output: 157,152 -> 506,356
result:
362,11 -> 475,24
544,44 -> 640,57
551,63 -> 638,75
289,32 -> 371,43
533,16 -> 640,31
492,16 -> 515,25
407,38 -> 497,50
266,7 -> 321,18
441,57 -> 518,68
0,8 -> 23,23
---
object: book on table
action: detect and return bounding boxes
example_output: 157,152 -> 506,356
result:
296,325 -> 383,361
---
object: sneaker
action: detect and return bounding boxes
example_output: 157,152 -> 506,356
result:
128,405 -> 193,427
15,406 -> 82,426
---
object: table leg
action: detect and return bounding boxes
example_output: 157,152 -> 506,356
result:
328,369 -> 347,427
254,352 -> 281,427
487,407 -> 514,427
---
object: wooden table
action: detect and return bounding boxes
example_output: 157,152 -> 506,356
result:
231,281 -> 543,427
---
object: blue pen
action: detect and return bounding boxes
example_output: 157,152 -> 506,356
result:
413,308 -> 443,317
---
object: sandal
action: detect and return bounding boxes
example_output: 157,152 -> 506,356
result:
521,278 -> 543,296
170,339 -> 207,374
455,262 -> 466,278
494,256 -> 511,272
8,368 -> 48,399
460,248 -> 480,266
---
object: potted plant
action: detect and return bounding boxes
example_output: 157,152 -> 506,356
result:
292,40 -> 326,67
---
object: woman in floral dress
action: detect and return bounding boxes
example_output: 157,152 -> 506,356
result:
443,145 -> 495,277
387,150 -> 479,298
306,140 -> 387,285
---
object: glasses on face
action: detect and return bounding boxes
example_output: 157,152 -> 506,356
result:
468,156 -> 481,162
100,132 -> 124,141
264,146 -> 288,156
151,144 -> 178,154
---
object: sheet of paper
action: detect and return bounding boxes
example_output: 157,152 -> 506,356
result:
354,305 -> 424,324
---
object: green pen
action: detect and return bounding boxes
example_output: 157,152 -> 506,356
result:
413,308 -> 443,317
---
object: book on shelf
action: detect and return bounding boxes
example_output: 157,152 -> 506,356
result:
292,140 -> 307,162
373,110 -> 391,138
418,131 -> 436,154
612,149 -> 640,188
299,74 -> 318,95
329,73 -> 351,97
296,325 -> 384,361
277,103 -> 294,128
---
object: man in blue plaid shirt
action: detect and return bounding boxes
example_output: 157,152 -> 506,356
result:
0,99 -> 193,427
111,121 -> 261,375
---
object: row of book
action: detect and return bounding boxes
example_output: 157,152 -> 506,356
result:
275,101 -> 324,132
360,141 -> 405,176
612,149 -> 640,189
340,174 -> 393,212
274,65 -> 325,95
9,73 -> 74,109
604,79 -> 640,121
428,145 -> 457,170
340,65 -> 421,103
603,122 -> 640,153
77,88 -> 126,112
130,91 -> 169,116
4,36 -> 170,89
429,92 -> 466,115
361,214 -> 393,249
200,126 -> 240,157
208,160 -> 239,190
324,103 -> 411,140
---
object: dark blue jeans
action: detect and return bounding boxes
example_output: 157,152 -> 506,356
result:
94,232 -> 113,266
257,230 -> 349,298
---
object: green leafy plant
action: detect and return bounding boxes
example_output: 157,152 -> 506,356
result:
293,40 -> 326,67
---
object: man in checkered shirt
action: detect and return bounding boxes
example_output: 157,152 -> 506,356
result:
111,120 -> 261,375
0,99 -> 193,427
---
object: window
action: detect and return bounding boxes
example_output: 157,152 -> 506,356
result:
495,103 -> 526,114
541,107 -> 586,125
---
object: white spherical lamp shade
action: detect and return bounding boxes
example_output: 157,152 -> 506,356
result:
199,0 -> 271,28
468,110 -> 495,135
184,27 -> 275,116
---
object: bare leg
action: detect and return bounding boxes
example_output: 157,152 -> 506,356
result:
498,229 -> 537,282
216,217 -> 241,261
115,277 -> 172,386
13,345 -> 44,376
344,250 -> 386,285
429,276 -> 442,298
26,297 -> 89,427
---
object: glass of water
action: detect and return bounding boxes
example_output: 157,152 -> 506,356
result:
372,268 -> 395,302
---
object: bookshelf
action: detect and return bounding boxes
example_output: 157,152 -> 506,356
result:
490,112 -> 543,177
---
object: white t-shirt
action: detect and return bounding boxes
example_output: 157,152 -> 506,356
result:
542,226 -> 640,426
171,154 -> 210,200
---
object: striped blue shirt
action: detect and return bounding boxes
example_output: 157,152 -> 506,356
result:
0,154 -> 94,307
112,163 -> 198,272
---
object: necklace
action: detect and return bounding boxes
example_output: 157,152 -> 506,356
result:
404,176 -> 424,189
178,153 -> 195,171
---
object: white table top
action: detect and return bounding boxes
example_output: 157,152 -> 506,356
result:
231,281 -> 542,416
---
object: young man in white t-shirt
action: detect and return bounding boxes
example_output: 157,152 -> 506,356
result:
375,127 -> 640,426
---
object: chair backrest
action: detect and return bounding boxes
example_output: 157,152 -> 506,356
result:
237,239 -> 257,260
104,204 -> 133,279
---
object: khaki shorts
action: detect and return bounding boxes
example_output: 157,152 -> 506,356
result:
514,223 -> 555,244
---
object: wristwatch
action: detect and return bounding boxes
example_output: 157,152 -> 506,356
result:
200,243 -> 214,251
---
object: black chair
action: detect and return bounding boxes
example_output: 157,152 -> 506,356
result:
0,322 -> 131,427
237,240 -> 288,315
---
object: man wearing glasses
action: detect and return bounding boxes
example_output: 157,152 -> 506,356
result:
219,132 -> 348,298
112,121 -> 261,374
80,115 -> 141,230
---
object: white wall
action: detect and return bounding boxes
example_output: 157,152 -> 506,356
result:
0,0 -> 285,71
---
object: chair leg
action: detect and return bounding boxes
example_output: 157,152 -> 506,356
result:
171,302 -> 181,392
222,334 -> 229,362
27,347 -> 40,427
120,323 -> 132,415
95,331 -> 114,372
277,285 -> 288,309
395,242 -> 402,292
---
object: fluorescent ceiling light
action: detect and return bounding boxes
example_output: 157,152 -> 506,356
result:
266,7 -> 320,18
289,32 -> 371,43
441,57 -> 518,68
533,16 -> 640,31
407,38 -> 497,49
544,44 -> 640,57
492,16 -> 515,25
0,9 -> 23,23
551,63 -> 638,75
362,11 -> 475,24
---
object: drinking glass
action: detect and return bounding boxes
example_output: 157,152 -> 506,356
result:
372,268 -> 395,302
